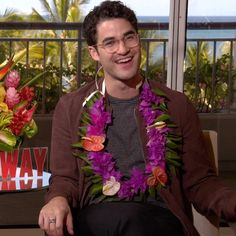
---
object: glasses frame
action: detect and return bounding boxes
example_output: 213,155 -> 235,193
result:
91,32 -> 140,54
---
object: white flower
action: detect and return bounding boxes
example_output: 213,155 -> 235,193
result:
102,176 -> 120,196
147,121 -> 166,129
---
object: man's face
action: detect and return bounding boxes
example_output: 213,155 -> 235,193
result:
89,18 -> 141,83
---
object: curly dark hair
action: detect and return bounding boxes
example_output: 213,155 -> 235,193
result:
82,1 -> 138,46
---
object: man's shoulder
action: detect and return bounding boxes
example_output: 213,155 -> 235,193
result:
149,80 -> 197,128
149,80 -> 188,104
59,80 -> 97,106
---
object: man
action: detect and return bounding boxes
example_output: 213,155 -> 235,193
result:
38,1 -> 236,236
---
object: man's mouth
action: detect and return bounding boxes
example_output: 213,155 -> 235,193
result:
116,56 -> 132,64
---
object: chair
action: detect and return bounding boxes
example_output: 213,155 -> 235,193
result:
192,130 -> 236,236
229,223 -> 236,235
192,130 -> 219,236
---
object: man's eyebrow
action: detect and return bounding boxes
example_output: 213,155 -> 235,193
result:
102,36 -> 115,43
101,30 -> 136,43
123,30 -> 136,36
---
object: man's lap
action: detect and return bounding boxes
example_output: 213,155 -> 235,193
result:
76,201 -> 184,236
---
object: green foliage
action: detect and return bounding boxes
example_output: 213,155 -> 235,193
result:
1,2 -> 235,114
184,50 -> 236,112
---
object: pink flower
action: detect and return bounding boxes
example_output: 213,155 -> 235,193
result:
5,87 -> 20,109
4,70 -> 20,88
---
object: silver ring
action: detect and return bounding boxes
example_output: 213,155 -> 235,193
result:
48,218 -> 56,224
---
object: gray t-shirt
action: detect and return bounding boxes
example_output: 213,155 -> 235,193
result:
106,95 -> 145,176
105,95 -> 167,207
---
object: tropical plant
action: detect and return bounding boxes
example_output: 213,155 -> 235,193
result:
139,29 -> 167,83
184,42 -> 236,112
26,0 -> 93,94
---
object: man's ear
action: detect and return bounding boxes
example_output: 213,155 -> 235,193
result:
88,46 -> 100,62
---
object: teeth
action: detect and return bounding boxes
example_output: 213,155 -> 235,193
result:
117,57 -> 131,63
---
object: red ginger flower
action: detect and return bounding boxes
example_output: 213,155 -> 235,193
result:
19,86 -> 35,103
9,105 -> 36,135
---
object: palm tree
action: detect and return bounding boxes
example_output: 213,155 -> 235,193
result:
29,0 -> 88,23
184,41 -> 232,112
0,9 -> 26,22
1,1 -> 92,113
26,0 -> 93,91
139,29 -> 167,83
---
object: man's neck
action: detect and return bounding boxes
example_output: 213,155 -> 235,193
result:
104,75 -> 143,99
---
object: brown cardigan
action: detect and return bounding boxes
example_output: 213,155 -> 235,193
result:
45,79 -> 236,236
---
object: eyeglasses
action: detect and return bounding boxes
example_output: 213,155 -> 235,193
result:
93,33 -> 139,53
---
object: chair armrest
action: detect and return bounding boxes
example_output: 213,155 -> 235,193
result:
229,222 -> 236,235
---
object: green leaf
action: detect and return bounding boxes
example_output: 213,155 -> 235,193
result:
82,165 -> 93,176
148,187 -> 156,198
166,150 -> 180,160
18,71 -> 47,89
90,175 -> 102,184
153,87 -> 167,97
11,44 -> 43,69
79,152 -> 87,159
166,139 -> 178,149
166,123 -> 177,128
166,158 -> 182,167
23,119 -> 38,138
78,127 -> 87,136
0,140 -> 14,152
72,142 -> 83,148
81,112 -> 90,121
89,183 -> 103,196
0,112 -> 13,129
0,130 -> 17,147
159,102 -> 168,111
168,133 -> 182,141
78,153 -> 90,164
155,114 -> 170,122
156,183 -> 162,191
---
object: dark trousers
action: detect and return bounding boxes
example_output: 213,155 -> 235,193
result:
75,202 -> 184,236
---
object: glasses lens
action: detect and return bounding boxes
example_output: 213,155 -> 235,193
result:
102,34 -> 139,53
125,34 -> 139,48
103,40 -> 117,53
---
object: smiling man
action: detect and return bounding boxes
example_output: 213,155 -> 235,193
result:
38,1 -> 236,236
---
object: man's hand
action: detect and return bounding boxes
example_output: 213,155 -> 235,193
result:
38,196 -> 74,236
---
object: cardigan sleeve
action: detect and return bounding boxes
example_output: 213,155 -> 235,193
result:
180,96 -> 236,222
45,96 -> 80,208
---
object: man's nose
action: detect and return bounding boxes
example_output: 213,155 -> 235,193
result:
116,40 -> 129,54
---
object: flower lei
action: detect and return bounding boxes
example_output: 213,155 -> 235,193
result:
73,81 -> 181,201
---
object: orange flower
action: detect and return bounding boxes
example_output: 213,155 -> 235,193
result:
147,166 -> 168,187
147,175 -> 157,187
82,135 -> 105,151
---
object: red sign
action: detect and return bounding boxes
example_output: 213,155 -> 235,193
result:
0,147 -> 48,179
